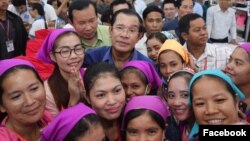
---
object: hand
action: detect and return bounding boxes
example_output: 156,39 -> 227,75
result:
68,66 -> 84,107
229,39 -> 238,45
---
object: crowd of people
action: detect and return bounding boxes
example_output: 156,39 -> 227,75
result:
0,0 -> 250,141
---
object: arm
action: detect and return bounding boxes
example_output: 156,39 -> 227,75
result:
56,0 -> 69,15
206,7 -> 213,38
229,10 -> 237,44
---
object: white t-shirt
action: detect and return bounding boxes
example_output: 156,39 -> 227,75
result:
29,18 -> 46,38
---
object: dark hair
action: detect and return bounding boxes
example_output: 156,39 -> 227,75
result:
30,3 -> 48,29
64,114 -> 102,141
48,31 -> 83,110
174,0 -> 194,8
84,62 -> 121,97
120,67 -> 148,86
143,5 -> 164,20
162,0 -> 175,9
163,71 -> 193,101
111,9 -> 144,33
101,9 -> 111,25
123,109 -> 165,139
110,0 -> 133,15
179,13 -> 202,34
190,75 -> 236,103
0,65 -> 43,121
146,32 -> 168,45
68,0 -> 97,23
12,0 -> 26,6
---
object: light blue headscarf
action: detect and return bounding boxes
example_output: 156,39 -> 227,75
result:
188,69 -> 245,141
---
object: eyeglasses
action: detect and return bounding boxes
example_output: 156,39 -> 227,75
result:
54,44 -> 84,58
113,25 -> 139,35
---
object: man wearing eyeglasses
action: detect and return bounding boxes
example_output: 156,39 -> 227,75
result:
83,9 -> 154,71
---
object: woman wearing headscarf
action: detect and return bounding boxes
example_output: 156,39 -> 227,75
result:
122,95 -> 170,141
0,59 -> 52,141
37,29 -> 86,117
188,69 -> 248,140
41,103 -> 105,141
120,60 -> 162,101
225,43 -> 250,122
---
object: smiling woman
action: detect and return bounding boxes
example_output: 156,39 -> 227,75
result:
84,62 -> 126,141
0,58 -> 51,141
36,29 -> 86,118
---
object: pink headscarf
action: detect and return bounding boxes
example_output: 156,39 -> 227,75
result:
122,60 -> 162,91
36,28 -> 76,64
0,58 -> 36,76
238,42 -> 250,54
41,103 -> 96,141
122,95 -> 170,129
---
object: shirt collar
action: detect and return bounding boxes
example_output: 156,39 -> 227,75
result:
183,43 -> 214,59
215,4 -> 229,12
102,47 -> 138,63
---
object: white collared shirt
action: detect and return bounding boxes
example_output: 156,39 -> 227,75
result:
183,43 -> 233,71
206,5 -> 237,40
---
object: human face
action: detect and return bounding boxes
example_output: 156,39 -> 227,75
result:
110,13 -> 142,54
71,4 -> 98,41
158,51 -> 184,79
144,12 -> 163,35
112,3 -> 129,14
163,3 -> 176,21
15,5 -> 27,14
182,18 -> 208,47
126,112 -> 164,141
29,7 -> 36,19
178,0 -> 193,19
0,0 -> 9,11
121,71 -> 147,101
166,77 -> 190,121
192,76 -> 240,125
88,74 -> 126,120
76,123 -> 105,141
0,69 -> 45,126
218,0 -> 231,11
51,33 -> 84,77
146,38 -> 162,64
225,48 -> 250,86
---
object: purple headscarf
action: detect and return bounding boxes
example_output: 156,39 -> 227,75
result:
238,42 -> 250,54
41,103 -> 96,141
0,59 -> 36,76
122,60 -> 162,91
122,95 -> 170,129
36,28 -> 76,64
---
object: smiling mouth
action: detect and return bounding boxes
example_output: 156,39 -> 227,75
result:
207,119 -> 224,125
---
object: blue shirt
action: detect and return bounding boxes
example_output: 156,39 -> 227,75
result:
83,46 -> 154,68
162,18 -> 185,45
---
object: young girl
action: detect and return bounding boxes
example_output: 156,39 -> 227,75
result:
29,3 -> 48,38
37,29 -> 85,117
0,59 -> 51,141
120,60 -> 162,101
163,70 -> 195,141
146,32 -> 167,64
189,69 -> 247,140
122,95 -> 170,141
84,62 -> 126,141
225,43 -> 250,122
41,103 -> 105,141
